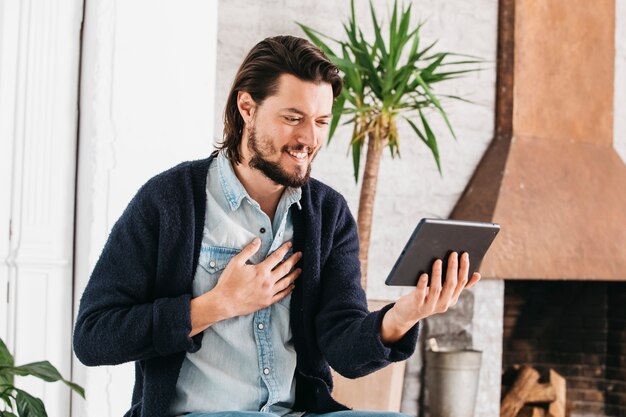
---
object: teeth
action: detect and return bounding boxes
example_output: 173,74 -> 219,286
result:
287,150 -> 307,159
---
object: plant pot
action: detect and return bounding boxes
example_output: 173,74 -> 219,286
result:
331,300 -> 406,411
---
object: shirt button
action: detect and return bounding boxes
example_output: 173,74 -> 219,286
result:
260,227 -> 266,233
209,261 -> 216,268
263,367 -> 270,375
257,323 -> 264,330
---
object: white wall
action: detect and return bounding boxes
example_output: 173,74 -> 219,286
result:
72,1 -> 218,415
0,0 -> 20,346
0,0 -> 83,416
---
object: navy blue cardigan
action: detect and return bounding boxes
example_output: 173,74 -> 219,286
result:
73,154 -> 419,417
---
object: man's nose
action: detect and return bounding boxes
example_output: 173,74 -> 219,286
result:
297,120 -> 319,149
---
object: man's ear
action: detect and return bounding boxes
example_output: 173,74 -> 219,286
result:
237,91 -> 256,125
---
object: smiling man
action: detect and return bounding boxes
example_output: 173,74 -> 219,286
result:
73,36 -> 480,417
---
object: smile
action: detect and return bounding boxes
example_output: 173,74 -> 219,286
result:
286,150 -> 308,162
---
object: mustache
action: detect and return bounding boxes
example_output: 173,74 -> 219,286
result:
282,145 -> 313,154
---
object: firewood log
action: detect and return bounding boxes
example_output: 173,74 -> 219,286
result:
547,369 -> 566,417
517,406 -> 546,417
501,367 -> 541,417
527,383 -> 556,403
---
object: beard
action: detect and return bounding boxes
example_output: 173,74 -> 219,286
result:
247,125 -> 316,188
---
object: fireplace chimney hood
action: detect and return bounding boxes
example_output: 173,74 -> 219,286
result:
451,0 -> 626,280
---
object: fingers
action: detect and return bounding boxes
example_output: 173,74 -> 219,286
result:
458,252 -> 470,284
259,241 -> 293,271
272,269 -> 300,303
425,253 -> 477,315
434,252 -> 458,313
450,252 -> 470,304
273,251 -> 303,279
465,272 -> 481,289
236,237 -> 261,264
412,274 -> 429,305
274,268 -> 302,293
424,259 -> 443,308
440,252 -> 459,300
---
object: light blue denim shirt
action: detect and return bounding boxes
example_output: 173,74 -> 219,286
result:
170,151 -> 304,416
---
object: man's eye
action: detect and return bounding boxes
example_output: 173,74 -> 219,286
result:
284,117 -> 301,123
317,120 -> 330,126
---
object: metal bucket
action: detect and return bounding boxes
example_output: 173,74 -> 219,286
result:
425,348 -> 482,417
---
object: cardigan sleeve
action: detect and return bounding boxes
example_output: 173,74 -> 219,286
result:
73,190 -> 200,366
314,197 -> 419,379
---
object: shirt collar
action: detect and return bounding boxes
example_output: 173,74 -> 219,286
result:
217,151 -> 302,211
284,185 -> 303,211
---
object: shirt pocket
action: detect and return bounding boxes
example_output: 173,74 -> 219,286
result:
198,244 -> 241,275
194,245 -> 241,296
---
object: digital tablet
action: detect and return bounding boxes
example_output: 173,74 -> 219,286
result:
385,218 -> 500,287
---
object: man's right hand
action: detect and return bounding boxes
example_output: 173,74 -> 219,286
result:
214,237 -> 302,316
189,238 -> 302,337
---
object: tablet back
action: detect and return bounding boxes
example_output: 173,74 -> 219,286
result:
385,218 -> 500,287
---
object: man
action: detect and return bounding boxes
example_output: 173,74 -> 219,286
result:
73,35 -> 480,417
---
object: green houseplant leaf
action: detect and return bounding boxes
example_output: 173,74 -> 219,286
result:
0,339 -> 14,389
0,340 -> 13,367
0,338 -> 85,416
14,389 -> 45,417
2,362 -> 85,399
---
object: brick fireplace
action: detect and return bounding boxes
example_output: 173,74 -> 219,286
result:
502,281 -> 626,416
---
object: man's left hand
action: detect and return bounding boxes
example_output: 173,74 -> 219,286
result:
381,251 -> 481,345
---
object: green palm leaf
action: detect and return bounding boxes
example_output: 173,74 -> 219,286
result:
328,93 -> 346,143
299,0 -> 483,180
404,112 -> 442,175
352,139 -> 363,183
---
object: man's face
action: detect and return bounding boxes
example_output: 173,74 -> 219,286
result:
241,73 -> 334,187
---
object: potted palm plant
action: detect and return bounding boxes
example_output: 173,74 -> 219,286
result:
299,0 -> 482,290
0,338 -> 84,416
298,0 -> 482,410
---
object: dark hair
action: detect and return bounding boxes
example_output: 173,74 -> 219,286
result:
218,35 -> 343,163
